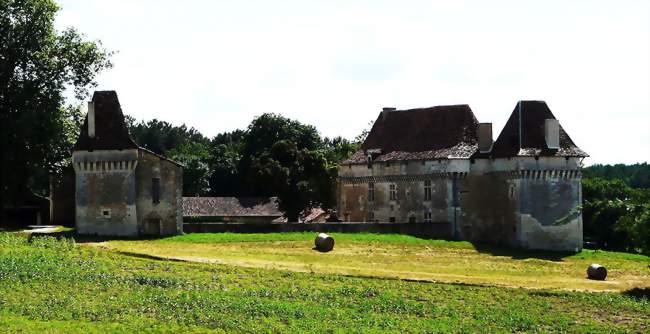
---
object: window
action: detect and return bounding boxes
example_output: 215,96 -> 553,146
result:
389,217 -> 396,223
424,211 -> 432,222
367,155 -> 373,169
152,177 -> 160,204
368,182 -> 375,202
101,208 -> 111,219
408,216 -> 416,223
389,183 -> 397,200
368,211 -> 374,222
424,180 -> 432,201
385,161 -> 390,167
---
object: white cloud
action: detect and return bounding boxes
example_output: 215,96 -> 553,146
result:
56,0 -> 649,164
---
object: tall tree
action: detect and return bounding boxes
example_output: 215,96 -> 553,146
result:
0,0 -> 112,222
127,118 -> 212,196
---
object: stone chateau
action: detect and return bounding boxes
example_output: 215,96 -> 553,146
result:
337,101 -> 588,251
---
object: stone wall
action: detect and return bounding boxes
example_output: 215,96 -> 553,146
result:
338,156 -> 584,251
135,150 -> 183,236
72,149 -> 139,236
72,149 -> 183,237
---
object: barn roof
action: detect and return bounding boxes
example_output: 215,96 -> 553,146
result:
343,105 -> 479,164
182,197 -> 283,217
478,101 -> 588,158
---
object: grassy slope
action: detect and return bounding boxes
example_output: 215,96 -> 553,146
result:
97,233 -> 650,292
1,233 -> 649,333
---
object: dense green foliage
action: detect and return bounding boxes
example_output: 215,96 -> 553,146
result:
0,233 -> 648,333
583,163 -> 650,188
127,113 -> 359,220
582,172 -> 650,255
0,0 -> 111,218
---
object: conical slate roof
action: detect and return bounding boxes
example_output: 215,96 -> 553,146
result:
487,101 -> 588,158
73,91 -> 139,151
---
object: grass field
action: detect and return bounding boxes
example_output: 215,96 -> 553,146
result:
95,232 -> 650,292
1,232 -> 649,333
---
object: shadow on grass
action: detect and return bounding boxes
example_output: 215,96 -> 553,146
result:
26,230 -> 169,243
471,242 -> 575,262
623,287 -> 650,301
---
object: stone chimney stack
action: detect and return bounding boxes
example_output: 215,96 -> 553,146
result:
87,101 -> 95,138
544,119 -> 559,149
477,123 -> 493,153
382,107 -> 396,121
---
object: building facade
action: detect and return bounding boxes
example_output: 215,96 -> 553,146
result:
338,101 -> 588,251
72,91 -> 183,236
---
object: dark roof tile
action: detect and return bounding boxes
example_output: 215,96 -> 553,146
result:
73,91 -> 139,151
182,197 -> 282,217
480,101 -> 588,158
344,105 -> 479,163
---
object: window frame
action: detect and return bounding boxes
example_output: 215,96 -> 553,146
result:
389,183 -> 397,201
424,179 -> 432,201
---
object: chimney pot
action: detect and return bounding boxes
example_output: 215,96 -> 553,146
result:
87,101 -> 95,138
477,123 -> 493,153
382,107 -> 396,120
544,119 -> 560,149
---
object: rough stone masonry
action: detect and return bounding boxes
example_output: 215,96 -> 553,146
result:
338,101 -> 587,251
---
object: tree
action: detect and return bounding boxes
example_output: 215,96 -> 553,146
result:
582,176 -> 650,254
127,118 -> 212,196
166,141 -> 211,196
0,0 -> 112,222
208,130 -> 245,196
247,140 -> 335,221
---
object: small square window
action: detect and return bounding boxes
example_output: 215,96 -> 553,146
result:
389,217 -> 396,223
101,208 -> 111,219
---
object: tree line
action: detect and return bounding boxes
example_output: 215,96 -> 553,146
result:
125,116 -> 359,222
581,164 -> 650,254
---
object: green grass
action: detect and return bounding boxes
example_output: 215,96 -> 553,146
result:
1,233 -> 649,333
101,232 -> 650,292
161,232 -> 474,248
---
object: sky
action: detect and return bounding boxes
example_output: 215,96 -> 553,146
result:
55,0 -> 649,165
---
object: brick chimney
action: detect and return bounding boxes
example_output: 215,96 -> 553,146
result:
477,123 -> 493,153
544,119 -> 559,149
382,107 -> 396,121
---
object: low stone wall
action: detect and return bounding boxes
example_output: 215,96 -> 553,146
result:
183,221 -> 452,239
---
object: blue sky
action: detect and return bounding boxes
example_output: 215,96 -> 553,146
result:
55,0 -> 649,165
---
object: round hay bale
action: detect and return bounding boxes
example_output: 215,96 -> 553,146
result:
587,263 -> 607,280
314,233 -> 335,252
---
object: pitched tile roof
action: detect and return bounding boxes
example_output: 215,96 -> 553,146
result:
481,101 -> 588,158
182,197 -> 283,217
73,91 -> 139,151
343,105 -> 479,164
